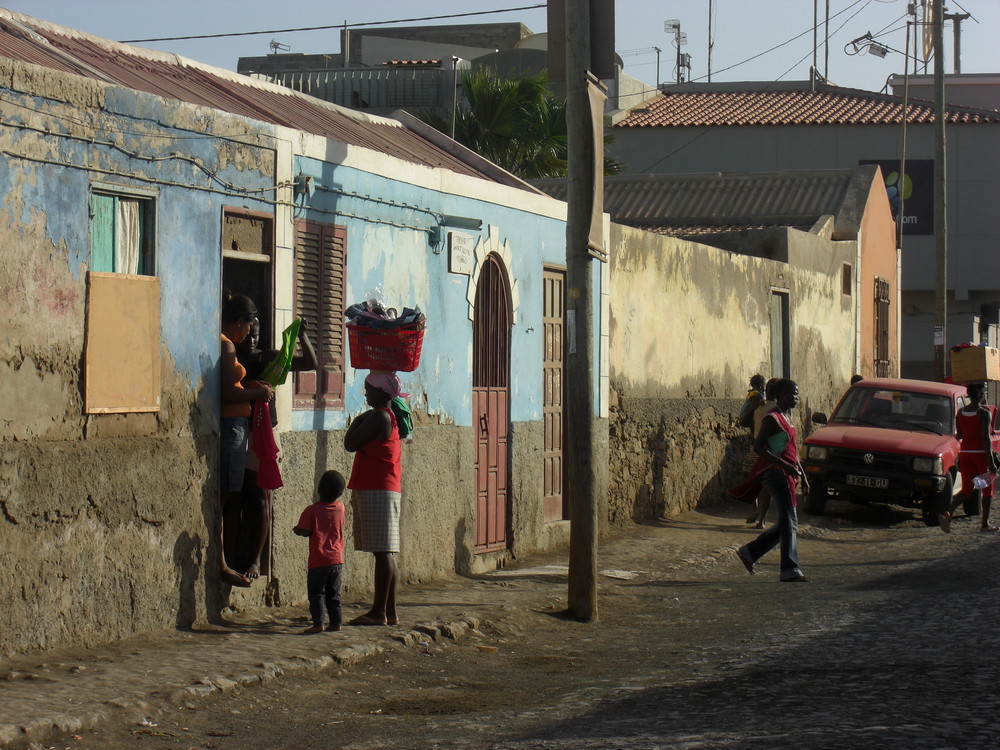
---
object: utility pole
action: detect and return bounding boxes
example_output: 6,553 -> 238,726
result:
707,0 -> 713,82
654,46 -> 661,89
933,0 -> 948,381
945,12 -> 971,73
450,56 -> 459,140
565,0 -> 600,622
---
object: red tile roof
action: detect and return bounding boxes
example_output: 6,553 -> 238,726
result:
615,83 -> 1000,128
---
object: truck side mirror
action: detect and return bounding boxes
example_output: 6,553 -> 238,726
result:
812,412 -> 828,424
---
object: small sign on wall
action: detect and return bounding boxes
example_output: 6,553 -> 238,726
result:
449,232 -> 474,275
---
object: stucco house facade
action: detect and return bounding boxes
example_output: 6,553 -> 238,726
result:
534,166 -> 898,523
0,10 -> 608,657
607,79 -> 1000,381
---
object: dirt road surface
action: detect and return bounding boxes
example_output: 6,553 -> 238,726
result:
31,499 -> 1000,749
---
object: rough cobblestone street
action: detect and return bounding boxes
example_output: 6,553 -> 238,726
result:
13,501 -> 1000,750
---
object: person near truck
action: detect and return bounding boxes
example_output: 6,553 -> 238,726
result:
729,379 -> 810,582
940,381 -> 998,533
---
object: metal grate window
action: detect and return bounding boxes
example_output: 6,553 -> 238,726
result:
874,277 -> 891,377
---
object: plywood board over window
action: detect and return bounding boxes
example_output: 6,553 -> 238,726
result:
84,272 -> 161,413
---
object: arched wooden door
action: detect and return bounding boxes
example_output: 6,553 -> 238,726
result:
473,253 -> 512,552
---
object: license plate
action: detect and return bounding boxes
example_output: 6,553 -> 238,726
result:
847,474 -> 889,489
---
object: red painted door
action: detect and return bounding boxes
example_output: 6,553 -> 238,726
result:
473,254 -> 511,552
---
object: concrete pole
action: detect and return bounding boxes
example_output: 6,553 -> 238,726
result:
707,0 -> 713,82
946,13 -> 970,73
565,0 -> 598,621
933,0 -> 948,381
450,56 -> 459,140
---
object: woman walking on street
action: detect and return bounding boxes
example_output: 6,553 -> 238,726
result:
940,381 -> 998,533
344,372 -> 406,626
729,378 -> 810,582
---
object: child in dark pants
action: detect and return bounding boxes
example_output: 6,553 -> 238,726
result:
293,470 -> 346,634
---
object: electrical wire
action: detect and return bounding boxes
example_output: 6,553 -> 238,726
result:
638,0 -> 877,173
0,90 -> 281,152
120,5 -> 546,44
949,1 -> 979,22
689,0 -> 870,81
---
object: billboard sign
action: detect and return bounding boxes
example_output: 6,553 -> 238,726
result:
860,158 -> 934,236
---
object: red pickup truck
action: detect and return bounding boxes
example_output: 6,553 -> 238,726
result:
801,378 -> 997,526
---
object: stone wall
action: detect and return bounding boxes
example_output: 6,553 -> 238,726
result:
606,224 -> 856,524
608,394 -> 748,524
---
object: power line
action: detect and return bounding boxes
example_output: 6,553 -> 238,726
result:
120,5 -> 545,44
689,0 -> 869,81
639,0 -> 874,173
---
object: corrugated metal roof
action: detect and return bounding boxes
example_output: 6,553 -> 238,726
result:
645,223 -> 816,238
533,168 -> 869,233
616,83 -> 1000,128
0,10 -> 496,181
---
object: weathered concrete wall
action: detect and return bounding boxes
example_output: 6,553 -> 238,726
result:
1,52 -> 607,656
0,60 -> 277,656
608,118 -> 1000,379
858,173 -> 901,377
260,417 -> 607,608
609,396 -> 748,524
608,224 -> 855,524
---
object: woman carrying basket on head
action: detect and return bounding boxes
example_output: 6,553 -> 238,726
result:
344,371 -> 411,626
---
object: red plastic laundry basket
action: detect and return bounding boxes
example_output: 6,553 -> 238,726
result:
346,324 -> 425,371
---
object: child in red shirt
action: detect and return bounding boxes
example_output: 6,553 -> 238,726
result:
293,470 -> 346,633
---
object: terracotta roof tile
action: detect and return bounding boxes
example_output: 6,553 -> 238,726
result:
616,84 -> 999,127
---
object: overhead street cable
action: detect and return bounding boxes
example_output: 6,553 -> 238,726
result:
639,0 -> 875,173
120,5 -> 545,43
689,0 -> 869,81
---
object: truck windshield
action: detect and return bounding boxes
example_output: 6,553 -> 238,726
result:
830,388 -> 954,435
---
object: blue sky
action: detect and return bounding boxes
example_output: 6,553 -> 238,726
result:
6,1 -> 999,95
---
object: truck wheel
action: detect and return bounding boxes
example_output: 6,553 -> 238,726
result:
963,491 -> 982,517
804,481 -> 827,516
922,472 -> 954,526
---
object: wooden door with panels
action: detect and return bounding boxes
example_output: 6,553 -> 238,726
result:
542,266 -> 567,522
473,253 -> 512,552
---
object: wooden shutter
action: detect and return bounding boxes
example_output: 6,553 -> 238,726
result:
90,193 -> 116,273
294,220 -> 346,408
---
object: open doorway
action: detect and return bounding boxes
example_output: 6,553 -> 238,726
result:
221,208 -> 274,578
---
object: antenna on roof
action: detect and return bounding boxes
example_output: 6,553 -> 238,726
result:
269,40 -> 290,55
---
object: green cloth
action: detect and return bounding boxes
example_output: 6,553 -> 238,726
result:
260,318 -> 302,387
391,397 -> 413,439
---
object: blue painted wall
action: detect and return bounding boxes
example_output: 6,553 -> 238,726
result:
3,86 -> 279,423
290,157 -> 602,431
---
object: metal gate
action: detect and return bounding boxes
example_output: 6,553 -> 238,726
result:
473,253 -> 511,552
543,267 -> 567,522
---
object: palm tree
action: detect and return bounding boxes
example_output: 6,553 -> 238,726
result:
419,67 -> 621,180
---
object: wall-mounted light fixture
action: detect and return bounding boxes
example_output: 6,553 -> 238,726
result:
429,213 -> 482,254
294,173 -> 315,199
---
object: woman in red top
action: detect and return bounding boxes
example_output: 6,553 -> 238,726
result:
941,381 -> 998,533
344,372 -> 405,626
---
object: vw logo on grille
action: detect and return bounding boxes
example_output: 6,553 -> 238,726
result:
863,453 -> 875,464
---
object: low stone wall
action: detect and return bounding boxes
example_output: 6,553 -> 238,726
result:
609,394 -> 748,525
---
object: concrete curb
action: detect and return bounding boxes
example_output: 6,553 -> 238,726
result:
0,616 -> 485,749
